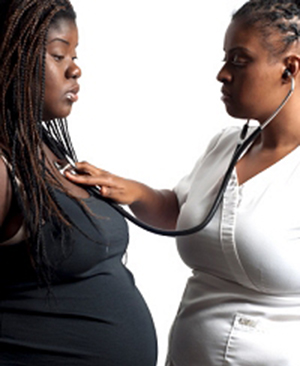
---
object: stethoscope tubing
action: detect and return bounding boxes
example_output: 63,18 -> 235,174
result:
90,126 -> 262,237
65,74 -> 294,237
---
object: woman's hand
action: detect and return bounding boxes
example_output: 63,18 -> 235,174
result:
64,161 -> 142,205
65,160 -> 179,229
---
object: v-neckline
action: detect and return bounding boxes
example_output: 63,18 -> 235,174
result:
234,144 -> 300,188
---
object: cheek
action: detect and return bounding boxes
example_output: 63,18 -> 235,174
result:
45,64 -> 57,95
236,76 -> 270,108
223,78 -> 263,119
43,75 -> 63,119
43,66 -> 63,108
44,56 -> 64,97
43,83 -> 57,115
235,77 -> 283,121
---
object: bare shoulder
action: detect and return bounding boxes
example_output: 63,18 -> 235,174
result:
0,156 -> 12,227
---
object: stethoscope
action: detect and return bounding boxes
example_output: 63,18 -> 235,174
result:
58,71 -> 295,237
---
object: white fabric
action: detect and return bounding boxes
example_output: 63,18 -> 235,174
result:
167,126 -> 300,366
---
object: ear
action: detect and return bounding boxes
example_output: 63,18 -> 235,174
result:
283,55 -> 300,79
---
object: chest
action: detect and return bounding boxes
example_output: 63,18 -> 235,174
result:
176,154 -> 300,295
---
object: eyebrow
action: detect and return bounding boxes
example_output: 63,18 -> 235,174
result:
226,46 -> 253,55
48,38 -> 70,46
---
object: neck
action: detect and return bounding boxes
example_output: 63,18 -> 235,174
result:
256,101 -> 300,150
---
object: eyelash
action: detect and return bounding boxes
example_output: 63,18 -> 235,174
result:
52,55 -> 78,62
223,54 -> 248,67
53,55 -> 64,61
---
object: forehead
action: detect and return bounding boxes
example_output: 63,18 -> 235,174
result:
47,19 -> 78,43
224,19 -> 264,54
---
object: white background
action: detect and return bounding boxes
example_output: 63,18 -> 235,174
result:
69,1 -> 246,364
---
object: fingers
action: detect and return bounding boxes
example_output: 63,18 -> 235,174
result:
65,169 -> 113,188
73,161 -> 104,176
65,171 -> 101,186
64,161 -> 121,192
64,161 -> 137,205
100,185 -> 115,198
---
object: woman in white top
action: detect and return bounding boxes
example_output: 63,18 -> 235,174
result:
67,0 -> 300,364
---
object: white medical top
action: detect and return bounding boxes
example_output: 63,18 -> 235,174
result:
167,127 -> 300,366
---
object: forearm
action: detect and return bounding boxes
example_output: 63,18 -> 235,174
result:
129,184 -> 179,230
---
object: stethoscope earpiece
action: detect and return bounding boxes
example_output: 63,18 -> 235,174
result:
282,69 -> 292,80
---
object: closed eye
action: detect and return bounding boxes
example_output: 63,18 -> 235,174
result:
223,52 -> 250,67
231,54 -> 248,66
53,54 -> 64,62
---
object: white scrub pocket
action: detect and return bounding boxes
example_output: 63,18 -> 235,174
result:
223,313 -> 300,366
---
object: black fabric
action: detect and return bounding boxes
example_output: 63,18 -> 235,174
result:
0,190 -> 157,365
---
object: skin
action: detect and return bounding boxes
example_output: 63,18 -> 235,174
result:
0,18 -> 84,244
43,19 -> 81,121
42,18 -> 89,199
218,19 -> 300,185
66,17 -> 300,227
67,162 -> 180,229
217,21 -> 291,123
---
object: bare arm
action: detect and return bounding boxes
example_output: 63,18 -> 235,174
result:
65,161 -> 179,230
0,158 -> 13,236
129,185 -> 179,229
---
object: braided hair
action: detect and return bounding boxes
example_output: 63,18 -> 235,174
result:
0,0 -> 78,283
233,0 -> 300,56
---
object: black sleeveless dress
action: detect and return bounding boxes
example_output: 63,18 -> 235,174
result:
0,190 -> 157,365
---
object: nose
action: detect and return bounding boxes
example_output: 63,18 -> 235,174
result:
216,63 -> 232,84
66,61 -> 81,80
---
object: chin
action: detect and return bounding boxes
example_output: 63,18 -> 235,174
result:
224,105 -> 251,120
43,109 -> 72,121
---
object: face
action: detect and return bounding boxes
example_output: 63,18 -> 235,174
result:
217,20 -> 288,122
43,19 -> 81,121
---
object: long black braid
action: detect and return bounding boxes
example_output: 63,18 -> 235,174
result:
0,0 -> 81,284
233,0 -> 300,56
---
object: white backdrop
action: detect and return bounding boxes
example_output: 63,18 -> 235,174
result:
69,1 -> 246,365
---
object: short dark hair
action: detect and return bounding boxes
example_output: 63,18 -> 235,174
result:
233,0 -> 300,56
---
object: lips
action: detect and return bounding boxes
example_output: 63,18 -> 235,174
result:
221,88 -> 232,103
221,87 -> 231,98
66,85 -> 80,103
